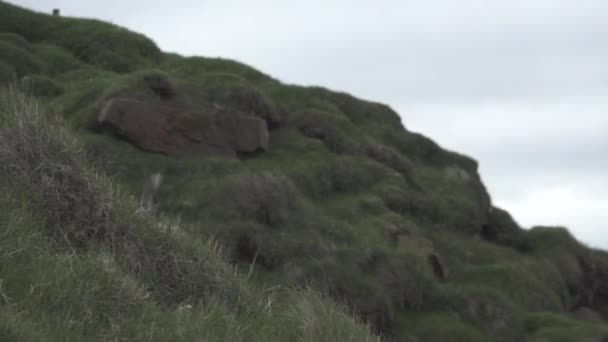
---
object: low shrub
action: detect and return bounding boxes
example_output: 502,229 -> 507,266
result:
0,31 -> 30,50
204,82 -> 282,127
375,185 -> 439,220
524,312 -> 608,341
284,287 -> 380,342
139,69 -> 176,99
200,172 -> 296,227
294,109 -> 360,154
454,261 -> 565,311
383,128 -> 443,162
162,55 -> 275,85
329,157 -> 389,193
0,61 -> 15,84
313,248 -> 436,333
100,69 -> 176,101
307,86 -> 403,127
0,40 -> 42,76
293,157 -> 390,199
522,226 -> 604,310
430,285 -> 525,341
22,74 -> 63,97
33,43 -> 82,75
394,313 -> 486,342
365,141 -> 412,175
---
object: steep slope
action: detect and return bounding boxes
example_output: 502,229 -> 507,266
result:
1,2 -> 608,341
0,85 -> 380,341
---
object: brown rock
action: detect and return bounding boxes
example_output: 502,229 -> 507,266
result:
98,98 -> 269,157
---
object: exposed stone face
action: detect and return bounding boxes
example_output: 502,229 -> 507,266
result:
98,98 -> 269,158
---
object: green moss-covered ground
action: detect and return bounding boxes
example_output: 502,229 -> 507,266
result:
1,2 -> 607,341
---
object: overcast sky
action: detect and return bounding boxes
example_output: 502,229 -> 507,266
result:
11,1 -> 608,249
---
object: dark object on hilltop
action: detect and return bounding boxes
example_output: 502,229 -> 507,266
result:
98,98 -> 269,158
52,9 -> 60,16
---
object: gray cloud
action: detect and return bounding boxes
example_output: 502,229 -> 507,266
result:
9,0 -> 608,248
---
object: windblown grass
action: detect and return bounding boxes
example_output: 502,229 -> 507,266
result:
0,85 -> 380,341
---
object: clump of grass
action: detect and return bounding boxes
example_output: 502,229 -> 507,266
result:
0,61 -> 15,83
0,40 -> 42,76
284,287 -> 381,342
161,55 -> 275,86
375,184 -> 438,220
0,84 -> 133,250
179,171 -> 297,227
204,81 -> 283,126
453,261 -> 565,312
21,74 -> 63,97
522,226 -> 608,312
33,43 -> 83,76
293,109 -> 360,154
0,84 -> 249,305
393,313 -> 486,342
365,140 -> 413,178
306,86 -> 402,127
226,172 -> 296,226
0,31 -> 31,50
523,312 -> 608,341
310,247 -> 437,334
429,284 -> 526,341
293,156 -> 392,199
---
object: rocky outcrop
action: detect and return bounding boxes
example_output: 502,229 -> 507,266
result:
481,206 -> 526,248
98,98 -> 269,158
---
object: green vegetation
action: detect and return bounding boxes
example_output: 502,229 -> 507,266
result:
0,2 -> 160,72
0,2 -> 607,341
0,40 -> 42,76
0,85 -> 379,342
0,61 -> 14,83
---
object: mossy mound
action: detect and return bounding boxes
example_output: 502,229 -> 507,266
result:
0,2 -> 161,72
0,40 -> 42,76
33,43 -> 83,75
0,31 -> 31,50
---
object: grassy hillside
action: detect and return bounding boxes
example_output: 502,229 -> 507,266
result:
0,85 -> 380,342
1,2 -> 607,341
